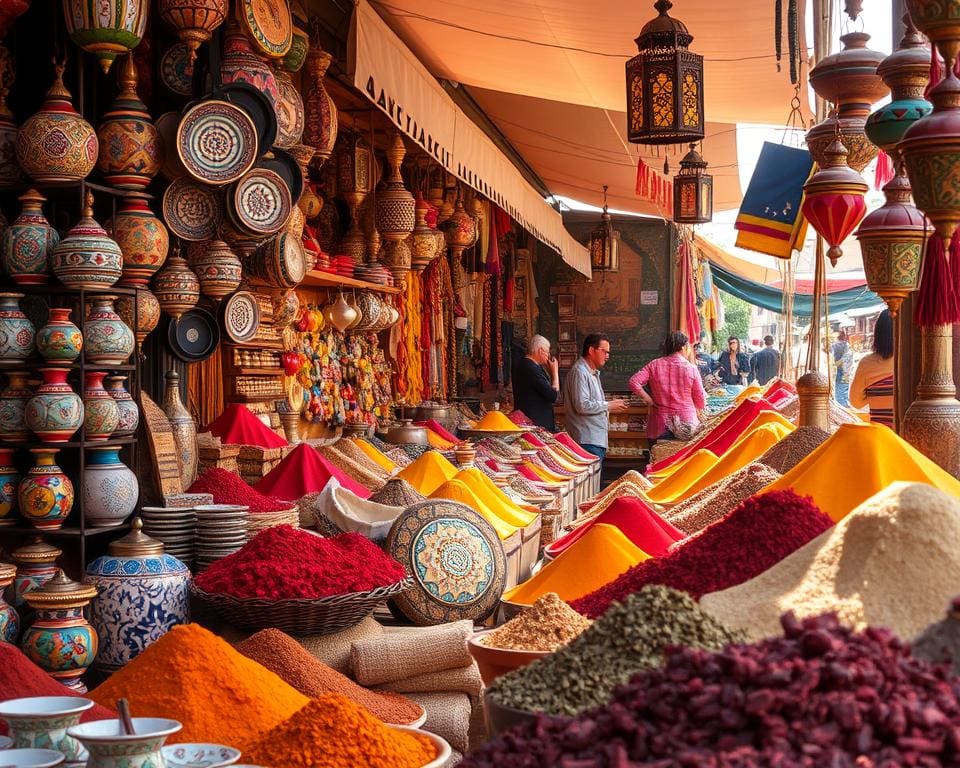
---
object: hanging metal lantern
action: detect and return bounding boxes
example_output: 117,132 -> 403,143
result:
801,138 -> 868,267
589,185 -> 620,273
625,0 -> 704,146
672,143 -> 712,223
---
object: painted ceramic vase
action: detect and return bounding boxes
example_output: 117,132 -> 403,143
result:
82,446 -> 138,527
162,371 -> 197,487
274,69 -> 304,148
115,287 -> 161,347
63,0 -> 147,73
302,45 -> 337,165
0,562 -> 19,642
97,55 -> 160,189
11,537 -> 62,608
36,307 -> 83,364
0,291 -> 35,362
282,0 -> 309,73
152,250 -> 200,320
189,239 -> 241,301
52,193 -> 123,290
83,371 -> 119,441
18,448 -> 74,529
25,368 -> 83,443
221,20 -> 279,109
105,375 -> 138,437
2,189 -> 59,285
83,296 -> 135,365
68,718 -> 182,768
158,0 -> 227,65
0,445 -> 19,525
21,570 -> 98,692
0,696 -> 93,764
0,369 -> 32,442
84,519 -> 190,670
16,63 -> 98,183
114,195 -> 169,286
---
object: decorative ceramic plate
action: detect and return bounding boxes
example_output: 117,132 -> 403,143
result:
162,744 -> 241,768
385,499 -> 506,626
157,112 -> 189,180
160,44 -> 194,97
167,306 -> 220,362
177,100 -> 258,186
214,83 -> 277,155
230,168 -> 291,235
221,290 -> 261,343
259,148 -> 303,202
239,0 -> 293,58
162,178 -> 223,241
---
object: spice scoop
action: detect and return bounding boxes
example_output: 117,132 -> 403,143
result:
116,699 -> 134,735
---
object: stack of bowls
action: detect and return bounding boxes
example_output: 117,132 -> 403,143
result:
141,507 -> 197,566
193,505 -> 249,570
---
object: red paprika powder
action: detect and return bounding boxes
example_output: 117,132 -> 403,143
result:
187,468 -> 289,513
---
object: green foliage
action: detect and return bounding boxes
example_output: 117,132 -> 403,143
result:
714,292 -> 750,349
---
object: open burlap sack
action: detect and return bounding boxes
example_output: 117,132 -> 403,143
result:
351,620 -> 473,686
375,662 -> 483,697
296,615 -> 385,674
406,692 -> 472,754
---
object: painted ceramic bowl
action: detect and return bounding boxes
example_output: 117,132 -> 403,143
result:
390,726 -> 451,768
177,100 -> 258,186
0,749 -> 65,767
161,743 -> 241,767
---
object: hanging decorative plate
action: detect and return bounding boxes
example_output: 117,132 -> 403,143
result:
238,0 -> 292,59
177,100 -> 258,185
221,290 -> 260,343
385,499 -> 506,625
259,148 -> 303,203
167,305 -> 220,362
160,43 -> 194,97
214,82 -> 277,157
229,167 -> 291,236
162,178 -> 223,241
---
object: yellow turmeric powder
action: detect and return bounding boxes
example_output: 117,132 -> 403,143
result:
473,409 -> 523,432
397,450 -> 458,495
352,437 -> 398,472
244,693 -> 438,768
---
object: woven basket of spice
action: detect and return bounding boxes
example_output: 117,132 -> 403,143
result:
247,507 -> 301,534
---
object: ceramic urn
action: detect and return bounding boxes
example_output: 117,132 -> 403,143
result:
114,194 -> 170,286
2,189 -> 59,285
52,192 -> 123,290
83,295 -> 135,365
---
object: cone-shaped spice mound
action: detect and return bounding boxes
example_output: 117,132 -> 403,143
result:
256,443 -> 371,500
397,450 -> 459,495
205,403 -> 288,448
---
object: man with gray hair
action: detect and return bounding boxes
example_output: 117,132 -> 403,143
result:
511,334 -> 560,430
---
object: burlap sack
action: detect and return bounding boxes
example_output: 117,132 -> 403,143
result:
296,615 -> 385,674
444,750 -> 463,767
406,692 -> 471,754
351,621 -> 473,686
468,693 -> 488,750
375,662 -> 483,697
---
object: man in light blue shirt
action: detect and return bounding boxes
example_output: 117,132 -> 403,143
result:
562,333 -> 629,464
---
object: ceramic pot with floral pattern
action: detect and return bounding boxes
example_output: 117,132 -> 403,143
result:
105,375 -> 138,437
0,292 -> 35,362
83,296 -> 134,365
11,538 -> 61,608
115,287 -> 161,348
82,446 -> 138,527
83,371 -> 119,442
17,448 -> 74,529
114,194 -> 169,286
97,55 -> 160,189
25,368 -> 83,443
0,369 -> 31,442
52,192 -> 123,290
2,189 -> 59,285
36,307 -> 82,364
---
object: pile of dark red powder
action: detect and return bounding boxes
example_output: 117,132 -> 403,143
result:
572,489 -> 834,617
188,468 -> 290,513
193,525 -> 407,600
462,613 -> 960,767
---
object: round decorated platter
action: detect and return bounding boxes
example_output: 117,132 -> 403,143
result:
214,83 -> 277,155
239,0 -> 293,59
162,178 -> 223,241
167,306 -> 220,362
385,499 -> 506,625
221,290 -> 261,343
177,100 -> 259,186
229,167 -> 291,236
259,148 -> 303,202
259,230 -> 307,287
160,43 -> 194,97
157,112 -> 189,180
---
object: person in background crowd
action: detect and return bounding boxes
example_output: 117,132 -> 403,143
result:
693,342 -> 716,380
717,336 -> 752,385
562,333 -> 629,464
629,331 -> 707,445
750,335 -> 781,386
832,329 -> 854,407
512,335 -> 560,431
850,310 -> 895,428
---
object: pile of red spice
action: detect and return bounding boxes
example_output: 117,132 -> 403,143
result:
572,489 -> 833,617
193,525 -> 407,599
187,468 -> 289,513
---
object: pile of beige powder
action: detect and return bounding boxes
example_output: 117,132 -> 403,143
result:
480,593 -> 591,652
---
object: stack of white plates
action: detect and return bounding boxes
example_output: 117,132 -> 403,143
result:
194,504 -> 249,570
141,506 -> 197,565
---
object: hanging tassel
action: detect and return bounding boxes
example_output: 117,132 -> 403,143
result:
874,151 -> 896,190
915,231 -> 960,326
775,0 -> 783,72
927,47 -> 944,97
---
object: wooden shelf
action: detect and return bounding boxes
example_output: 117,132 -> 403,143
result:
226,339 -> 284,351
0,523 -> 127,537
225,368 -> 283,376
0,436 -> 138,449
0,360 -> 136,371
229,393 -> 285,403
302,270 -> 401,294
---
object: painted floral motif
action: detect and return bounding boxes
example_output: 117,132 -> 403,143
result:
25,369 -> 83,444
36,307 -> 83,363
162,178 -> 222,241
115,288 -> 161,347
106,375 -> 139,437
17,448 -> 75,528
83,371 -> 120,441
2,189 -> 59,284
232,168 -> 290,235
82,447 -> 138,527
178,99 -> 257,185
0,292 -> 35,362
274,70 -> 304,148
0,370 -> 32,442
20,607 -> 97,690
221,21 -> 279,108
114,195 -> 169,286
63,0 -> 148,72
84,296 -> 135,365
5,708 -> 89,763
51,193 -> 123,290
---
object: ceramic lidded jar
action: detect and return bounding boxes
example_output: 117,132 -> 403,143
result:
36,307 -> 83,364
152,249 -> 200,320
82,371 -> 119,441
189,239 -> 241,301
21,570 -> 99,692
83,295 -> 135,365
52,193 -> 123,290
0,696 -> 93,764
81,446 -> 138,527
0,445 -> 19,525
16,62 -> 98,183
114,287 -> 161,348
84,518 -> 190,670
25,368 -> 83,443
162,371 -> 197,488
114,193 -> 170,286
0,369 -> 32,442
17,448 -> 74,529
11,537 -> 62,608
0,291 -> 35,362
105,375 -> 138,437
220,20 -> 279,108
97,54 -> 159,189
2,189 -> 59,285
0,561 -> 19,642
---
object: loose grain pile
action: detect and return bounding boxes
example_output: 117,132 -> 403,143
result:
480,593 -> 591,652
701,482 -> 960,641
663,462 -> 782,535
912,597 -> 960,674
756,424 -> 831,474
369,478 -> 426,507
487,586 -> 743,716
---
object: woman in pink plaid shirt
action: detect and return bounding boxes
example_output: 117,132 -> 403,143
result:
629,331 -> 707,442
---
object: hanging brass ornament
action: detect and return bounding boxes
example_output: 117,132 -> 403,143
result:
589,185 -> 620,273
672,143 -> 712,224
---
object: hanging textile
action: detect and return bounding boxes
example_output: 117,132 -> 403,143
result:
187,345 -> 223,430
677,237 -> 702,342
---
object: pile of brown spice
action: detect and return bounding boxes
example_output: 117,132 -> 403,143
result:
480,593 -> 591,652
235,628 -> 424,725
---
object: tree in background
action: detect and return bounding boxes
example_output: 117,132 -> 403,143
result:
715,292 -> 750,351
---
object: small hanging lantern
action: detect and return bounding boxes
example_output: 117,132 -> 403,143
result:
672,142 -> 712,223
589,185 -> 620,274
801,138 -> 868,267
625,0 -> 704,146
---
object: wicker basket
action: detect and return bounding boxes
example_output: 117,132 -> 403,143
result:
190,577 -> 414,635
246,508 -> 300,535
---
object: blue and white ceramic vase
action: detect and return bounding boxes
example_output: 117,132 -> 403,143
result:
84,518 -> 190,671
81,446 -> 138,527
0,292 -> 35,363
